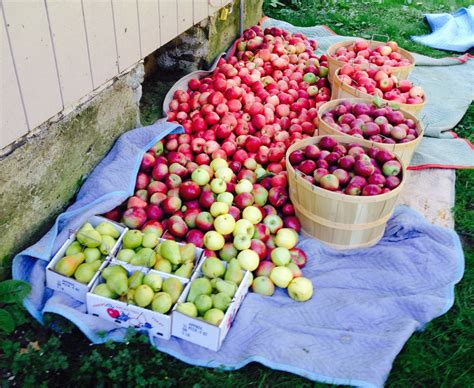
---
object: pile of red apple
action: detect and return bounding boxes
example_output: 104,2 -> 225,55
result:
168,24 -> 332,139
289,136 -> 403,196
320,101 -> 419,144
331,39 -> 412,68
337,64 -> 424,104
102,24 -> 329,300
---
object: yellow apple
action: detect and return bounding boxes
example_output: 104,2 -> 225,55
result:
210,178 -> 227,194
275,228 -> 298,249
237,249 -> 259,271
204,231 -> 225,251
215,167 -> 234,183
235,179 -> 253,194
233,219 -> 255,237
210,158 -> 228,172
210,201 -> 229,217
214,214 -> 236,235
217,192 -> 234,206
242,205 -> 262,224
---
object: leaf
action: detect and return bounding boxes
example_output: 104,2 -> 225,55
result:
0,309 -> 15,334
0,280 -> 31,304
389,103 -> 401,110
4,304 -> 28,327
373,95 -> 383,108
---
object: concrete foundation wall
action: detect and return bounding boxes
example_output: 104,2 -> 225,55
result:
0,65 -> 143,278
0,0 -> 263,278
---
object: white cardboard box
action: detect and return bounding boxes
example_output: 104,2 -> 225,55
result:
86,265 -> 188,340
171,258 -> 252,351
46,216 -> 127,303
112,238 -> 204,282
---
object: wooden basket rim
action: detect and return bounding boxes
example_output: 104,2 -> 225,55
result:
326,39 -> 415,71
285,135 -> 406,204
333,68 -> 426,108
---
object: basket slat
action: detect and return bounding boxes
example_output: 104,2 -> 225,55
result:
331,69 -> 425,116
317,98 -> 424,167
286,135 -> 406,249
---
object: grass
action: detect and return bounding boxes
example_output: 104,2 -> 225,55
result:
2,1 -> 473,386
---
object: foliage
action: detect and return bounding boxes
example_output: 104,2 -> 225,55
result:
263,0 -> 474,58
0,280 -> 31,335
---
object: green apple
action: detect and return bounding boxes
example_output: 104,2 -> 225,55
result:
175,302 -> 198,317
237,249 -> 259,271
204,231 -> 225,251
233,233 -> 251,250
210,158 -> 228,171
210,178 -> 227,194
122,230 -> 143,249
84,247 -> 101,263
217,192 -> 234,206
95,221 -> 120,238
271,247 -> 291,266
142,232 -> 160,249
210,201 -> 229,217
303,72 -> 317,84
116,248 -> 135,263
191,167 -> 211,186
270,266 -> 293,288
235,179 -> 253,194
214,214 -> 236,235
319,66 -> 329,78
252,276 -> 275,296
275,228 -> 298,249
255,167 -> 267,179
242,205 -> 262,224
287,277 -> 313,302
215,167 -> 234,183
203,308 -> 225,325
233,219 -> 255,238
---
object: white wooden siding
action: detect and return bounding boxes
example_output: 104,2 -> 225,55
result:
1,0 -> 227,149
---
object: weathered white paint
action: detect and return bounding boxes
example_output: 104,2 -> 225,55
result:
46,0 -> 93,107
2,0 -> 63,131
1,0 -> 230,149
112,0 -> 140,71
177,0 -> 193,34
1,7 -> 29,146
193,0 -> 209,24
159,0 -> 178,45
137,0 -> 161,57
81,0 -> 118,89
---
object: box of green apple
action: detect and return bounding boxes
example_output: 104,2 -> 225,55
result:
112,229 -> 204,280
46,216 -> 127,302
86,263 -> 188,339
86,252 -> 251,347
171,256 -> 252,351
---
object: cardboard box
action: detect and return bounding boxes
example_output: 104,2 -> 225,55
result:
86,265 -> 188,340
112,238 -> 204,282
171,258 -> 252,351
46,216 -> 127,303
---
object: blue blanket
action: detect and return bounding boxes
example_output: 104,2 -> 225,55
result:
13,119 -> 464,387
412,6 -> 474,52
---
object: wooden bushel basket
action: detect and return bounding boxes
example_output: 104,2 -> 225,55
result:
331,69 -> 426,117
317,98 -> 424,167
326,40 -> 415,83
286,136 -> 406,250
